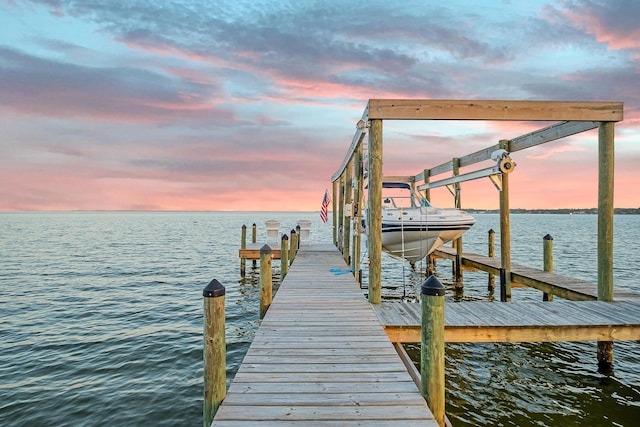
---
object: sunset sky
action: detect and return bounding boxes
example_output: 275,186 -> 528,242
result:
1,0 -> 639,211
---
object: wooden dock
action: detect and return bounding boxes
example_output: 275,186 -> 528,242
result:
373,300 -> 640,343
434,247 -> 640,301
213,244 -> 438,426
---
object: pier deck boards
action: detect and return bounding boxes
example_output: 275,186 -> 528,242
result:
373,300 -> 640,343
434,247 -> 640,300
213,244 -> 437,426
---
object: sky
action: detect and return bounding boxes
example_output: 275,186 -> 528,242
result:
1,0 -> 639,211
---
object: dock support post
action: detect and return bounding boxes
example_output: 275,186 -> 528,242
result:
487,229 -> 495,291
499,139 -> 512,302
353,148 -> 363,284
332,180 -> 338,246
203,279 -> 226,427
597,121 -> 615,373
368,118 -> 383,304
252,223 -> 257,267
260,244 -> 272,319
421,276 -> 445,427
280,234 -> 289,280
296,225 -> 301,247
423,168 -> 431,201
338,175 -> 345,252
343,159 -> 353,265
289,230 -> 297,265
240,225 -> 247,277
543,234 -> 554,301
452,158 -> 463,288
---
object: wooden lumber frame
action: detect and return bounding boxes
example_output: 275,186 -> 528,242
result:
367,99 -> 623,121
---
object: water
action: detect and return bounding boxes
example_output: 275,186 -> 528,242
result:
1,212 -> 638,426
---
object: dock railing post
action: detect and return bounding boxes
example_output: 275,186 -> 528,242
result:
280,234 -> 289,280
296,224 -> 301,248
240,225 -> 247,277
289,230 -> 297,265
421,276 -> 445,427
543,234 -> 554,301
260,244 -> 273,319
488,229 -> 495,291
203,279 -> 226,427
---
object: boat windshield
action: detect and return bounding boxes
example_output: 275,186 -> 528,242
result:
381,183 -> 431,209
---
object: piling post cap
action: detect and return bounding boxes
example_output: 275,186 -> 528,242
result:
488,229 -> 495,234
281,234 -> 289,241
242,224 -> 246,229
260,244 -> 272,254
203,279 -> 225,298
543,234 -> 553,240
421,275 -> 445,296
252,223 -> 256,226
290,229 -> 296,234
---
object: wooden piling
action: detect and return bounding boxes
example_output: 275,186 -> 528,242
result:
343,159 -> 353,265
597,121 -> 615,372
543,234 -> 554,301
203,279 -> 226,427
296,224 -> 301,248
280,234 -> 289,279
499,139 -> 512,302
488,229 -> 495,291
338,175 -> 345,252
420,276 -> 445,427
353,147 -> 363,284
332,180 -> 338,246
368,118 -> 383,304
452,158 -> 463,287
260,244 -> 272,319
423,168 -> 431,201
289,230 -> 297,265
252,223 -> 257,267
240,225 -> 247,277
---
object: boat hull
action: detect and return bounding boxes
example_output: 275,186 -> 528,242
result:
380,208 -> 475,262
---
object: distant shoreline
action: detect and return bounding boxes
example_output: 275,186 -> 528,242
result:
466,208 -> 640,215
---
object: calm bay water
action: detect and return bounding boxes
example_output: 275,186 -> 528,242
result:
1,211 -> 638,426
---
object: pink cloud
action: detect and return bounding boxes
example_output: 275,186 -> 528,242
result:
560,2 -> 640,51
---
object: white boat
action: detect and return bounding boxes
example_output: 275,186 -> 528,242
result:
364,182 -> 475,262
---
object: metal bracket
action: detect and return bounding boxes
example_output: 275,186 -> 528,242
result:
489,174 -> 502,191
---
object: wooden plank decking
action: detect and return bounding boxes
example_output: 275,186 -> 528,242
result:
373,300 -> 640,343
434,247 -> 640,300
213,243 -> 437,426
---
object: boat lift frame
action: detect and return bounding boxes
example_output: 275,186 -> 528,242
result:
331,99 -> 622,306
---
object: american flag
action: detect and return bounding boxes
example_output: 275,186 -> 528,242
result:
320,189 -> 330,223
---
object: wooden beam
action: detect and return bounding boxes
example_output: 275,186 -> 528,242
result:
368,99 -> 623,121
383,325 -> 640,344
414,121 -> 599,182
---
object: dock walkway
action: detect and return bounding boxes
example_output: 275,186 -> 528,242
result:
213,243 -> 438,426
434,247 -> 640,300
